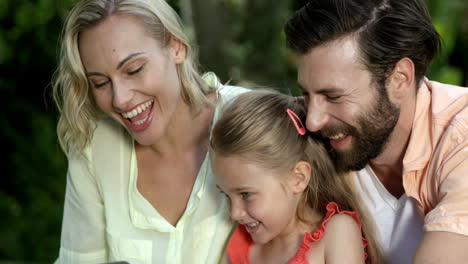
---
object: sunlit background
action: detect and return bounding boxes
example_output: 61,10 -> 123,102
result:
0,0 -> 466,262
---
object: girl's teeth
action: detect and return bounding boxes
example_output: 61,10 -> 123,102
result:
246,222 -> 258,228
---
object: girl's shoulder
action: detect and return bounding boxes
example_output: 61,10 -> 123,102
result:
321,213 -> 363,243
305,202 -> 364,242
307,202 -> 367,264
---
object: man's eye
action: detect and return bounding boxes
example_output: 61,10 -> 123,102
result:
326,95 -> 342,100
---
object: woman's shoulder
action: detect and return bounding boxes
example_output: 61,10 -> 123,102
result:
217,84 -> 250,100
87,117 -> 133,162
91,117 -> 128,144
215,85 -> 250,114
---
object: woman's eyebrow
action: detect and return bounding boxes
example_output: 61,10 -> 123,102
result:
116,52 -> 146,70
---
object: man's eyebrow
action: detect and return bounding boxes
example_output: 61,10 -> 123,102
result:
316,87 -> 343,94
116,52 -> 146,70
298,84 -> 344,95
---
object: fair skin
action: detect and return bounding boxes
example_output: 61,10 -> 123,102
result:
79,14 -> 216,226
214,155 -> 364,263
297,36 -> 468,263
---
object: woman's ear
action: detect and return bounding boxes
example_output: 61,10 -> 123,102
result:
168,37 -> 186,64
288,161 -> 311,194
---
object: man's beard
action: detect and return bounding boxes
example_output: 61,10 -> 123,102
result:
322,89 -> 400,172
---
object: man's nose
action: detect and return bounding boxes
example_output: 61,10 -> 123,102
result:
306,96 -> 329,132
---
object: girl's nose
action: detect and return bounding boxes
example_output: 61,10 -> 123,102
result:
230,202 -> 246,221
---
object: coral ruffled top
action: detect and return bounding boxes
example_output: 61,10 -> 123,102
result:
227,202 -> 368,264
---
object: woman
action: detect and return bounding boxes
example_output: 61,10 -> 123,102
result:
52,0 -> 247,263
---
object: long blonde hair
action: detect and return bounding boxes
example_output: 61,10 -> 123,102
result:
210,90 -> 382,263
52,0 -> 214,155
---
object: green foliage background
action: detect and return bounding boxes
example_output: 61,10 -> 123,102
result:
0,0 -> 466,262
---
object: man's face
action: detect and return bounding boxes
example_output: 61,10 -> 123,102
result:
297,37 -> 400,172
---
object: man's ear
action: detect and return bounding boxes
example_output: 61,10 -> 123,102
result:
288,161 -> 311,194
168,37 -> 186,64
387,57 -> 415,103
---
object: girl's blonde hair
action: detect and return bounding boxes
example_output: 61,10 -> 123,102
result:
52,0 -> 214,155
210,90 -> 382,263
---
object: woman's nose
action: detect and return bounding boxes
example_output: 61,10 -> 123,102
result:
112,81 -> 133,110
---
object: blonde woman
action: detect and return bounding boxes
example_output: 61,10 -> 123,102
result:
52,0 -> 247,263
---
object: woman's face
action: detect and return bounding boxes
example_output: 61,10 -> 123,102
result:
79,14 -> 186,146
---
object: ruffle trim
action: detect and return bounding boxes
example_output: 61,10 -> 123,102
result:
291,202 -> 368,263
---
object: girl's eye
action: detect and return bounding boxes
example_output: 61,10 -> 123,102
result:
128,65 -> 144,75
241,192 -> 252,200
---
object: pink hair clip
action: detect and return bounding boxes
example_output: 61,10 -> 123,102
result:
286,108 -> 306,135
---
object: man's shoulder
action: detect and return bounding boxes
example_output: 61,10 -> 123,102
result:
425,79 -> 467,141
426,80 -> 467,115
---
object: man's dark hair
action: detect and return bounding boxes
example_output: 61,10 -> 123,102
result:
284,0 -> 441,89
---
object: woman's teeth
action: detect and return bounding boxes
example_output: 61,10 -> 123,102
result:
121,99 -> 154,119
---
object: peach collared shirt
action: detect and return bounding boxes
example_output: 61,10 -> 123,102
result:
402,79 -> 468,235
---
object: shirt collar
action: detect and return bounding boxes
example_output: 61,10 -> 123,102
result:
402,79 -> 433,174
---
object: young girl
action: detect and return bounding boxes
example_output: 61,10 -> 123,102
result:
210,90 -> 381,263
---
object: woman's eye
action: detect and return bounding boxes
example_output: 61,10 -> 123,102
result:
93,80 -> 109,88
128,65 -> 143,75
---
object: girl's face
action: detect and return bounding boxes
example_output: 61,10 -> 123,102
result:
79,14 -> 186,146
213,155 -> 305,245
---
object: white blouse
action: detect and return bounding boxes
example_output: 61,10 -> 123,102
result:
55,82 -> 248,264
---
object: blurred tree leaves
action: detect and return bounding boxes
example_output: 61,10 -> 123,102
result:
0,0 -> 466,262
427,0 -> 468,86
0,0 -> 73,262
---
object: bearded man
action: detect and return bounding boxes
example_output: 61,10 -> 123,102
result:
285,0 -> 468,263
